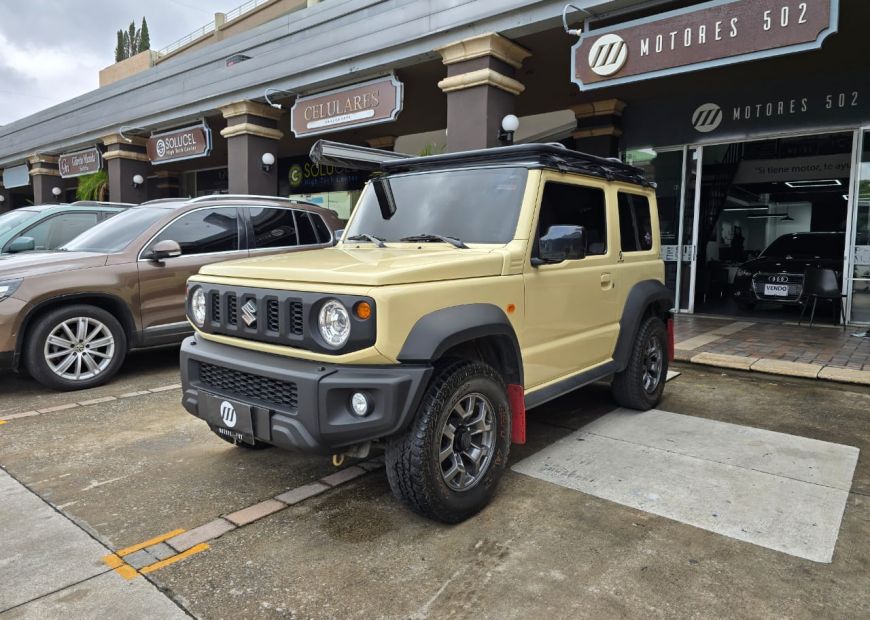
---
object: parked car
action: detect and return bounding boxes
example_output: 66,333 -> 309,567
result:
0,201 -> 132,254
731,232 -> 845,309
0,196 -> 340,390
180,141 -> 672,523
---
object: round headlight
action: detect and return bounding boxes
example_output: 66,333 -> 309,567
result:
191,287 -> 207,327
318,299 -> 350,348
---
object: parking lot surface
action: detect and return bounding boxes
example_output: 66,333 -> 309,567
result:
1,349 -> 868,619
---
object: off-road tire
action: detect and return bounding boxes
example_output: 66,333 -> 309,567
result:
25,304 -> 127,392
210,426 -> 271,450
385,360 -> 511,523
611,315 -> 668,411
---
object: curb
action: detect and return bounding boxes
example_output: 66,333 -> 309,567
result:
680,352 -> 870,386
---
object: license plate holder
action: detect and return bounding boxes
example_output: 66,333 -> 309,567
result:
200,392 -> 255,443
764,284 -> 790,297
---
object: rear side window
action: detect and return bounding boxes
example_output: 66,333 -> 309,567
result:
249,208 -> 297,249
148,207 -> 240,255
22,212 -> 100,250
311,213 -> 332,243
537,182 -> 608,256
295,210 -> 319,245
618,192 -> 653,252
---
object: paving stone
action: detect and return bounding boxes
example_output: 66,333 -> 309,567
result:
225,499 -> 286,526
274,482 -> 329,505
320,465 -> 367,487
78,396 -> 117,406
818,366 -> 870,386
37,403 -> 79,414
690,352 -> 758,371
750,359 -> 823,379
166,518 -> 235,552
123,549 -> 154,570
145,542 -> 177,561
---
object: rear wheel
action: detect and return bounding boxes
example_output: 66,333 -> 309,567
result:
385,360 -> 510,523
611,315 -> 668,411
25,305 -> 127,391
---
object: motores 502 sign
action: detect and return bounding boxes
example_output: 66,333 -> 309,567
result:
573,0 -> 839,90
290,75 -> 403,138
147,125 -> 213,164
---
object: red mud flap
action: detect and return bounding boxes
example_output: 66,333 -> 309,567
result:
507,384 -> 526,445
667,317 -> 675,362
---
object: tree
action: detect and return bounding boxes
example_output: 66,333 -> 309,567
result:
138,17 -> 150,53
127,21 -> 139,58
76,170 -> 109,202
114,30 -> 125,62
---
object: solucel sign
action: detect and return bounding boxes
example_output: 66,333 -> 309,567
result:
573,0 -> 839,90
147,125 -> 213,164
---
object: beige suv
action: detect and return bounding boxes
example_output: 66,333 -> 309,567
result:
180,142 -> 673,523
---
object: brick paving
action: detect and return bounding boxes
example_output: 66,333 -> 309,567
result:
674,315 -> 870,371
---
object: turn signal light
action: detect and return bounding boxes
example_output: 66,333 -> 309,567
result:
354,301 -> 372,320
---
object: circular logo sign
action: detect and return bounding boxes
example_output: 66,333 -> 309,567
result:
155,138 -> 167,158
220,401 -> 237,428
692,103 -> 723,133
289,164 -> 303,188
588,34 -> 628,77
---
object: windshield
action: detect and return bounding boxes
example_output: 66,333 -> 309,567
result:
761,234 -> 845,260
345,167 -> 528,244
61,207 -> 168,253
0,210 -> 37,237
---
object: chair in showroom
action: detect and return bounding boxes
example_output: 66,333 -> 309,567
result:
798,268 -> 846,331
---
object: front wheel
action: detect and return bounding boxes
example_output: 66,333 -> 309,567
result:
611,315 -> 668,411
385,360 -> 511,523
25,305 -> 128,391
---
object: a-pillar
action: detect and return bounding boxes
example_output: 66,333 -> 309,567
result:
436,33 -> 530,152
27,154 -> 63,204
569,100 -> 626,158
220,101 -> 283,195
103,135 -> 151,203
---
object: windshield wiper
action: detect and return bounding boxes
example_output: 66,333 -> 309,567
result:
346,233 -> 387,248
400,234 -> 468,249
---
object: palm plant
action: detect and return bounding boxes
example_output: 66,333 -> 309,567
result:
76,170 -> 109,201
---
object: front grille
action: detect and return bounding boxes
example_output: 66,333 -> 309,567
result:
752,273 -> 804,301
211,294 -> 221,323
199,363 -> 298,410
290,302 -> 304,335
267,299 -> 280,332
227,295 -> 238,326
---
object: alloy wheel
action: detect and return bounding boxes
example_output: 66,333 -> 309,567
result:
43,317 -> 116,382
642,335 -> 663,394
438,392 -> 496,492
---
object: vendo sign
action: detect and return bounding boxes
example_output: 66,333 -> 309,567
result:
147,125 -> 212,164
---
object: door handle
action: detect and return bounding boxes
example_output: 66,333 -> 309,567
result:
600,273 -> 613,289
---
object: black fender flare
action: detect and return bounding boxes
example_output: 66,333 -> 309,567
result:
613,280 -> 673,372
397,303 -> 523,385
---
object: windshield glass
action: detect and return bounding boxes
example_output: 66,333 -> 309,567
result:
61,207 -> 168,253
0,210 -> 37,237
762,234 -> 845,260
345,167 -> 528,244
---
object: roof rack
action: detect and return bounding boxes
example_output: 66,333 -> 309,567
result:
187,194 -> 307,204
70,200 -> 135,207
140,198 -> 188,205
310,140 -> 409,171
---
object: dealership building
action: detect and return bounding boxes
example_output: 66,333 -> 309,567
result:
0,0 -> 867,325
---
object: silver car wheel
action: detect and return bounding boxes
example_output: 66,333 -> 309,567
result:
438,392 -> 496,492
43,317 -> 115,382
642,335 -> 663,394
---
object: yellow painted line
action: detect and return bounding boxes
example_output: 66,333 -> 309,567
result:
115,564 -> 139,581
0,420 -> 7,425
102,553 -> 124,569
140,543 -> 209,574
116,528 -> 186,557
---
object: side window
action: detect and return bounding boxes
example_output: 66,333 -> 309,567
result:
311,213 -> 333,243
618,192 -> 653,252
249,208 -> 298,249
295,211 -> 319,245
147,207 -> 239,256
537,182 -> 607,256
21,212 -> 100,250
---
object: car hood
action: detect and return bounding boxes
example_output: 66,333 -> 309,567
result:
0,251 -> 108,279
198,246 -> 504,286
739,255 -> 842,274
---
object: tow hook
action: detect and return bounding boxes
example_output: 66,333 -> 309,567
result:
332,454 -> 345,467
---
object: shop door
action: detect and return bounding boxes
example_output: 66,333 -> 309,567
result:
848,130 -> 870,324
678,147 -> 702,312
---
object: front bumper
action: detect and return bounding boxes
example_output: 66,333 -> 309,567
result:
180,335 -> 432,454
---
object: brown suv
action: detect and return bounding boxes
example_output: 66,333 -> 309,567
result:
0,195 -> 340,391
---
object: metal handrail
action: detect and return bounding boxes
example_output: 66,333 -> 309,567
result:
157,0 -> 275,56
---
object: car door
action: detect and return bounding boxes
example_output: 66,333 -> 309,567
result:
245,205 -> 333,257
6,211 -> 100,252
137,206 -> 247,341
521,173 -> 620,389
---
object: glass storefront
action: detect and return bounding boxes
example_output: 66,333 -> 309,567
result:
849,131 -> 870,323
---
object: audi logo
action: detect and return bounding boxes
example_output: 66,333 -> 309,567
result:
768,275 -> 790,283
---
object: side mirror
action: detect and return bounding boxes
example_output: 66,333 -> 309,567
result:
332,229 -> 344,246
534,225 -> 586,265
149,239 -> 182,261
7,236 -> 35,253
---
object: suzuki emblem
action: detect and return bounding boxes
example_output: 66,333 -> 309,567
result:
241,299 -> 257,327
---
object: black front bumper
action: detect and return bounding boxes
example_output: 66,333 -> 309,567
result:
180,335 -> 432,454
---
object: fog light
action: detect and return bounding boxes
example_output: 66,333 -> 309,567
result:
351,392 -> 371,417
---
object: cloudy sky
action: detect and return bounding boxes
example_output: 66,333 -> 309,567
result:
0,0 -> 221,125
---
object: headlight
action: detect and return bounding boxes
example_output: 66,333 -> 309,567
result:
318,299 -> 350,348
190,287 -> 207,327
0,279 -> 22,301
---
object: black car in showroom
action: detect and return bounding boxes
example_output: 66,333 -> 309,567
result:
732,232 -> 845,310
